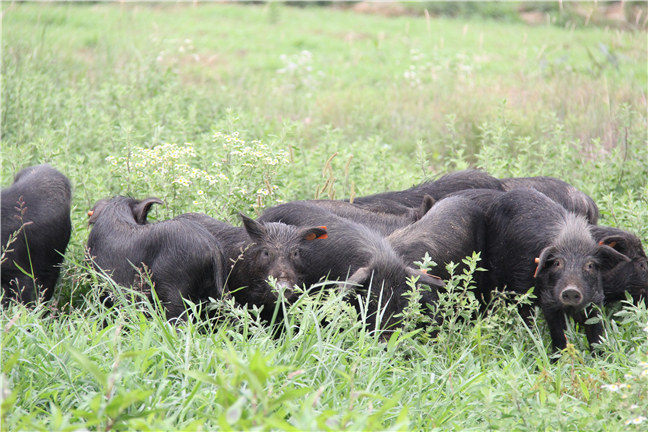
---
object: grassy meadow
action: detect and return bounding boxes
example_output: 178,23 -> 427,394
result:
2,3 -> 647,430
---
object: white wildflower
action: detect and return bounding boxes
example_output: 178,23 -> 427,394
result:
601,384 -> 621,392
625,416 -> 646,425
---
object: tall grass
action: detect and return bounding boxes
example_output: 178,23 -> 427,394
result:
1,3 -> 647,430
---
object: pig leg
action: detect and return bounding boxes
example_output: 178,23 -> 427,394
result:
541,306 -> 567,352
574,306 -> 604,351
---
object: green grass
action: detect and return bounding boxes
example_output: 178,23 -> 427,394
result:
2,3 -> 647,430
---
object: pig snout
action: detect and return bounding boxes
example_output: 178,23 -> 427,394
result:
560,285 -> 584,307
272,276 -> 297,300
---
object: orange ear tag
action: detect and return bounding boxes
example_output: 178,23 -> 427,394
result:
599,240 -> 618,248
314,226 -> 328,239
533,257 -> 540,278
87,210 -> 94,217
305,233 -> 317,241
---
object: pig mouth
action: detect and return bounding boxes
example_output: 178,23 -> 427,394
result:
629,286 -> 647,300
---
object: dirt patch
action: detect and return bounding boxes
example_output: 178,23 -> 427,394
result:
350,2 -> 409,18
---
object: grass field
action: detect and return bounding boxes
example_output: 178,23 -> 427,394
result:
2,3 -> 648,430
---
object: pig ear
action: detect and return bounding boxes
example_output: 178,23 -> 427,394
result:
132,198 -> 163,224
346,267 -> 371,286
534,246 -> 557,278
301,226 -> 328,241
405,267 -> 445,288
336,267 -> 370,293
595,244 -> 631,271
87,199 -> 108,224
240,213 -> 266,242
417,195 -> 436,219
598,235 -> 630,255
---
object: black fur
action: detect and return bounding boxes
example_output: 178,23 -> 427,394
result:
298,196 -> 433,236
260,202 -> 444,333
349,169 -> 504,215
349,171 -> 598,226
590,225 -> 648,304
1,164 -> 72,305
445,188 -> 504,210
388,196 -> 488,290
485,188 -> 627,352
501,176 -> 599,224
86,197 -> 226,320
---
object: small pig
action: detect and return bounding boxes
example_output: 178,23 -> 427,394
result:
1,164 -> 72,305
590,225 -> 648,305
486,188 -> 628,352
178,212 -> 328,323
87,197 -> 226,320
260,202 -> 444,333
350,169 -> 503,215
501,176 -> 599,224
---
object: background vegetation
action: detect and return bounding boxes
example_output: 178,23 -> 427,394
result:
2,3 -> 647,430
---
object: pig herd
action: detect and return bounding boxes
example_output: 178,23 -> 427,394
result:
2,164 -> 647,354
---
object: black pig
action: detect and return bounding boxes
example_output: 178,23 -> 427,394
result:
1,164 -> 72,305
260,202 -> 444,332
486,189 -> 628,352
178,212 -> 328,323
501,176 -> 599,224
86,197 -> 226,320
590,225 -> 648,304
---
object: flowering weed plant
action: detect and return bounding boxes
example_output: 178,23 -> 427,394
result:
106,131 -> 291,220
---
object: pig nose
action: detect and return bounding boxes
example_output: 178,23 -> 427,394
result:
275,279 -> 292,290
560,286 -> 583,306
274,279 -> 297,300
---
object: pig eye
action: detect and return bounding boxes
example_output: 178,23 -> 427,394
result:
552,260 -> 562,268
584,261 -> 596,272
639,261 -> 648,272
292,250 -> 299,259
261,249 -> 270,258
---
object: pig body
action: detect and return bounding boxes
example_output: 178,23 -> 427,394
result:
1,165 -> 72,305
388,196 -> 488,290
349,169 -> 503,215
501,176 -> 599,224
350,170 -> 598,225
87,197 -> 226,319
445,188 -> 505,210
298,197 -> 433,236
